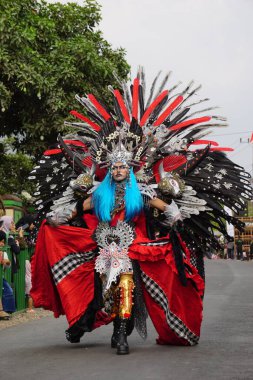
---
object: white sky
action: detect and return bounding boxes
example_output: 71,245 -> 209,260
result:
47,0 -> 253,174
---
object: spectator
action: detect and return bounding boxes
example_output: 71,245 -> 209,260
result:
0,230 -> 13,319
223,240 -> 228,260
227,240 -> 234,260
236,237 -> 243,260
0,215 -> 22,274
16,215 -> 36,312
242,251 -> 248,261
250,240 -> 253,261
16,215 -> 36,248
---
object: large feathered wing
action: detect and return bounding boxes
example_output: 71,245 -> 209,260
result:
29,134 -> 97,229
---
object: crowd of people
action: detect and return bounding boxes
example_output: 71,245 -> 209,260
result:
210,235 -> 253,261
0,214 -> 35,320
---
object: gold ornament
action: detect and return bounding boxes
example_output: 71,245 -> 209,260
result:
158,174 -> 185,197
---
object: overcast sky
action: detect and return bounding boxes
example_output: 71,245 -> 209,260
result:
48,0 -> 253,174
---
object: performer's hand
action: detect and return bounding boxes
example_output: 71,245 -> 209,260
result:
46,206 -> 76,226
163,200 -> 182,227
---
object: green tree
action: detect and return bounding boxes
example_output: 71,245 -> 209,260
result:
0,0 -> 130,157
0,139 -> 34,195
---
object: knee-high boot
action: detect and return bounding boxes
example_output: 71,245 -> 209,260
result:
112,272 -> 134,355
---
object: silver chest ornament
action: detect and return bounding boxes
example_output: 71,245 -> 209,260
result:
94,221 -> 135,290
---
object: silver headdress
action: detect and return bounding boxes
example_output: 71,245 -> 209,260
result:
89,119 -> 154,168
108,142 -> 133,166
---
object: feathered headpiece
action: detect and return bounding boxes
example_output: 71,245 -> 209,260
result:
62,66 -> 232,175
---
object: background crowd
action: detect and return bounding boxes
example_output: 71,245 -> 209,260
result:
0,214 -> 35,320
210,236 -> 253,261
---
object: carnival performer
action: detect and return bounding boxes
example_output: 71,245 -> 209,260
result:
30,68 -> 252,355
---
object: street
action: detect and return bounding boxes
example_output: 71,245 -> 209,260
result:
1,260 -> 253,380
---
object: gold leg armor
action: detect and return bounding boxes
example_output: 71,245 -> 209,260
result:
118,272 -> 135,319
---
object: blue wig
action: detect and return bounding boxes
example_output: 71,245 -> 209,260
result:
124,169 -> 143,221
92,168 -> 143,222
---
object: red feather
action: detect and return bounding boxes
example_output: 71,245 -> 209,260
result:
140,90 -> 169,127
153,95 -> 183,126
162,155 -> 187,171
44,149 -> 62,156
152,155 -> 187,182
190,140 -> 219,146
87,94 -> 111,121
44,140 -> 89,156
169,116 -> 212,131
210,147 -> 234,152
114,89 -> 131,124
70,110 -> 101,131
132,78 -> 139,120
64,139 -> 87,148
82,156 -> 93,168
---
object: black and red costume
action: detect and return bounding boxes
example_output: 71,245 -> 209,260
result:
30,68 -> 251,350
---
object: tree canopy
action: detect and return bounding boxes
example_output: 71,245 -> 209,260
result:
0,0 -> 130,157
0,139 -> 34,195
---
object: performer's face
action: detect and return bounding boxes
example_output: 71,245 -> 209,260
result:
111,162 -> 129,182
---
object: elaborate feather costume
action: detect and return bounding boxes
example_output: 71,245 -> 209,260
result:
30,68 -> 251,351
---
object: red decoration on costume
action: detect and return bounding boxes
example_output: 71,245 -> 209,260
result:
169,116 -> 212,131
70,110 -> 101,131
152,156 -> 187,183
153,95 -> 183,126
63,140 -> 88,149
82,156 -> 93,168
44,139 -> 89,157
210,147 -> 234,152
114,89 -> 131,124
141,259 -> 203,346
132,78 -> 139,120
44,148 -> 62,156
140,90 -> 169,127
190,140 -> 219,146
87,94 -> 111,121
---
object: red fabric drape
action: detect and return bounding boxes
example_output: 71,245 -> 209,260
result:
31,214 -> 204,343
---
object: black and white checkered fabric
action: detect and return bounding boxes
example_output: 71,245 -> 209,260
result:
51,251 -> 95,285
190,254 -> 198,268
141,270 -> 199,345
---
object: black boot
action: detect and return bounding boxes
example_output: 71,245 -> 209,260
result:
65,302 -> 97,343
111,314 -> 134,349
111,317 -> 120,348
116,318 -> 129,355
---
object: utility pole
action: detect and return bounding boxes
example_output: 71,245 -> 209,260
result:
238,135 -> 253,259
240,136 -> 253,185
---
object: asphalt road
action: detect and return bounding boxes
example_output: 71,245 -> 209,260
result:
1,260 -> 253,380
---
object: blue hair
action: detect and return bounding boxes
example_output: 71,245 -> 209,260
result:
92,168 -> 143,222
92,172 -> 115,222
124,169 -> 143,221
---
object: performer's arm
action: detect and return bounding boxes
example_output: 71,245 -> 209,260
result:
47,196 -> 93,226
150,197 -> 182,226
149,197 -> 168,211
83,196 -> 92,212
